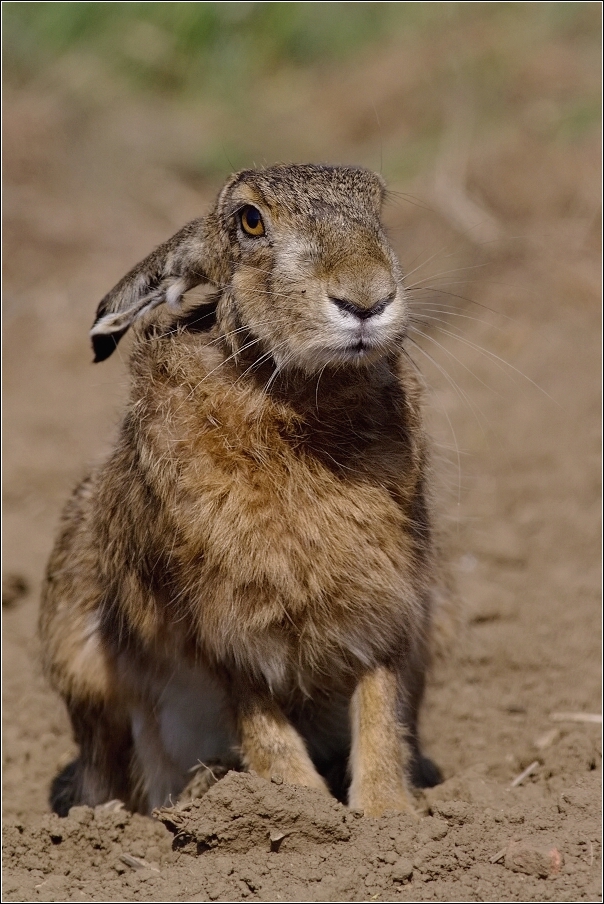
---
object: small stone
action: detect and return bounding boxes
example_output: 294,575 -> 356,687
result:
269,829 -> 287,852
271,774 -> 283,785
504,839 -> 564,878
392,857 -> 414,883
120,853 -> 159,873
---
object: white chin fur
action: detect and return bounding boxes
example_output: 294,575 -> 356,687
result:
283,337 -> 394,375
291,297 -> 404,371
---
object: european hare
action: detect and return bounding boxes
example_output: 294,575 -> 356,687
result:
40,163 -> 442,817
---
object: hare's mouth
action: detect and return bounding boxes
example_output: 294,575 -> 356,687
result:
336,336 -> 383,362
350,339 -> 370,354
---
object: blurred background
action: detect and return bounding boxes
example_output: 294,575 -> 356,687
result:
4,0 -> 600,519
2,1 -> 601,831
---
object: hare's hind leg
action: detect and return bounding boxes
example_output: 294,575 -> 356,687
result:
40,477 -> 140,812
118,659 -> 238,812
348,666 -> 417,817
41,597 -> 140,813
51,700 -> 136,815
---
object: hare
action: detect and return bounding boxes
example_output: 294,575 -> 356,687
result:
40,163 -> 443,818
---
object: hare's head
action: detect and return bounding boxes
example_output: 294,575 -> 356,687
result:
91,164 -> 408,373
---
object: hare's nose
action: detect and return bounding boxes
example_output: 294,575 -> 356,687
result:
329,293 -> 396,320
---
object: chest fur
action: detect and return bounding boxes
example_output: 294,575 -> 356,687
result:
118,365 -> 429,683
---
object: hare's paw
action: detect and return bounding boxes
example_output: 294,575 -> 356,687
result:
238,696 -> 329,793
348,770 -> 416,817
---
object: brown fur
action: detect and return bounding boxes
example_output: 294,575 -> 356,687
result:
40,164 -> 442,816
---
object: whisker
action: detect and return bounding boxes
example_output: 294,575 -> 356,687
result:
406,332 -> 490,445
401,239 -> 471,283
177,335 -> 265,408
409,325 -> 501,400
400,352 -> 464,507
409,310 -> 553,403
409,308 -> 498,330
404,260 -> 489,289
263,349 -> 296,395
385,189 -> 436,213
234,338 -> 292,386
429,323 -> 555,403
314,362 -> 330,412
408,285 -> 519,323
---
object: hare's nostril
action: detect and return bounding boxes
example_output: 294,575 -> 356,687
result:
330,294 -> 395,320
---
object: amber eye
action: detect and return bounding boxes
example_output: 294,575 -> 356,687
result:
240,205 -> 265,237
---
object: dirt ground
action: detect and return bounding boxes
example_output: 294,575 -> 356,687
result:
3,8 -> 601,902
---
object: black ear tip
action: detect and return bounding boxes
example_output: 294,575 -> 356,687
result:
91,329 -> 126,362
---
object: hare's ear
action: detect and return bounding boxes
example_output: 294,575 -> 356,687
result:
90,217 -> 218,362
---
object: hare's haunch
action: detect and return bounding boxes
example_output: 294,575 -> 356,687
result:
40,164 -> 442,817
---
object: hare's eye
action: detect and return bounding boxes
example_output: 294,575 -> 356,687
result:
240,205 -> 265,237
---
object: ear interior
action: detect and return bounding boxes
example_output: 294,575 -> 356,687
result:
89,218 -> 208,361
90,287 -> 167,361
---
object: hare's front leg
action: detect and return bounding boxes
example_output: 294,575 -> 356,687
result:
348,666 -> 416,816
237,694 -> 329,792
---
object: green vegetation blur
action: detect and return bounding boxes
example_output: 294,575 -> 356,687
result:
4,2 -> 598,96
3,2 -> 600,180
6,2 -> 418,91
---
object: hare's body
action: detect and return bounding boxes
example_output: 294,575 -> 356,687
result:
41,164 -> 441,816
